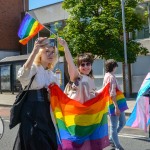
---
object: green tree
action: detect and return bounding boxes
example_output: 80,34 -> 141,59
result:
62,0 -> 148,63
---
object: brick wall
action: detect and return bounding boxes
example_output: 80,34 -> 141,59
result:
0,0 -> 28,51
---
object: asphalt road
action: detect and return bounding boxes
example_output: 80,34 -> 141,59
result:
0,119 -> 150,150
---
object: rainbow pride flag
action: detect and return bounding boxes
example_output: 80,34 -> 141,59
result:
48,84 -> 110,150
18,13 -> 44,45
108,89 -> 128,116
126,73 -> 150,132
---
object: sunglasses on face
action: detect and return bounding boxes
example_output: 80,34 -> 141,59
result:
80,62 -> 91,67
46,50 -> 55,56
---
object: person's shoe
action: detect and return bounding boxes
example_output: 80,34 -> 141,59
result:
115,145 -> 124,150
109,140 -> 115,148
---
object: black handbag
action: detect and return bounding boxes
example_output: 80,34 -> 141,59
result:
142,87 -> 150,97
9,75 -> 36,129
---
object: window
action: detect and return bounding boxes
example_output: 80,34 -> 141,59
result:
0,65 -> 11,91
135,3 -> 150,40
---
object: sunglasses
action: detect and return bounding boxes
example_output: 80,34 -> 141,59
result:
80,62 -> 91,67
46,50 -> 55,56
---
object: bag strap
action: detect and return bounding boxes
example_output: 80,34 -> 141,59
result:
24,74 -> 36,91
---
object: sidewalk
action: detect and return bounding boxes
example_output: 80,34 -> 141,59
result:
0,92 -> 136,116
0,93 -> 17,107
125,99 -> 135,116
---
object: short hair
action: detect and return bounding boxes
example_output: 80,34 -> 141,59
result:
105,59 -> 118,73
75,53 -> 94,77
76,53 -> 94,67
33,46 -> 58,70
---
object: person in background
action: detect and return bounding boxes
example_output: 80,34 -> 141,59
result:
103,59 -> 126,150
13,37 -> 59,150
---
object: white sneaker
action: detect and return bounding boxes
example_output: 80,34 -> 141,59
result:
115,146 -> 124,150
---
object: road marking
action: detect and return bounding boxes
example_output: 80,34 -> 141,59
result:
119,133 -> 148,139
120,133 -> 146,138
1,118 -> 10,123
2,119 -> 150,141
4,119 -> 10,123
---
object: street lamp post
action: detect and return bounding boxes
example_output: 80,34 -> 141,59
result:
120,0 -> 130,97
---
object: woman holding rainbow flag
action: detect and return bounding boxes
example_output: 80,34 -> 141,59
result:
13,37 -> 59,150
48,38 -> 110,149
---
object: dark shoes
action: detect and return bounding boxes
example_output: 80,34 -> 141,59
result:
110,140 -> 115,148
109,140 -> 124,150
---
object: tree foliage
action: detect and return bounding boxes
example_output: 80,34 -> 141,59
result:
62,0 -> 148,63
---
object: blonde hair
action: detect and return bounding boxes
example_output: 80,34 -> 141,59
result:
33,46 -> 58,70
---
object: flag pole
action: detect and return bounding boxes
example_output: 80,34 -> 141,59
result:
42,24 -> 58,38
120,0 -> 130,97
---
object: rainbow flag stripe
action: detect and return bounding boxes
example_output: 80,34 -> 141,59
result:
108,89 -> 128,115
49,84 -> 110,150
18,14 -> 44,45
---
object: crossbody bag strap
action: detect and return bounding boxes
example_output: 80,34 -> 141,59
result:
24,74 -> 36,91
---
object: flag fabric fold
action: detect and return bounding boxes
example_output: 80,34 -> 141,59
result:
48,84 -> 110,150
108,89 -> 128,116
126,73 -> 150,132
18,13 -> 44,45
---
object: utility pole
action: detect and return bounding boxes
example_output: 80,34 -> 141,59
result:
121,0 -> 130,97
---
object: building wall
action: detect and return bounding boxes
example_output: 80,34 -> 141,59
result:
93,59 -> 124,92
0,51 -> 19,60
138,38 -> 150,52
131,55 -> 150,93
29,2 -> 68,24
0,0 -> 28,51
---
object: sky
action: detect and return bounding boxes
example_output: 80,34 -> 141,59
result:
29,0 -> 63,10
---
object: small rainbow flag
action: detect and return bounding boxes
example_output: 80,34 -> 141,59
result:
49,84 -> 110,150
108,89 -> 128,116
18,13 -> 44,45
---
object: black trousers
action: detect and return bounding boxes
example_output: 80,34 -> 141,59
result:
13,89 -> 58,150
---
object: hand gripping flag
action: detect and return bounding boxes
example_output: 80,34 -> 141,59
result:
18,13 -> 44,45
126,73 -> 150,132
108,88 -> 128,116
48,84 -> 110,150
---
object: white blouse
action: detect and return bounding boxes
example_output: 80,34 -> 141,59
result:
17,64 -> 59,90
64,74 -> 96,103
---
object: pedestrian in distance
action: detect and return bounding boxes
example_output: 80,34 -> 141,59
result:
103,59 -> 128,150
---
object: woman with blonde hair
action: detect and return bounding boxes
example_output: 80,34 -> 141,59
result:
13,37 -> 59,150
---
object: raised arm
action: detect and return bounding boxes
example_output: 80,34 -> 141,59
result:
24,37 -> 47,69
58,38 -> 78,81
